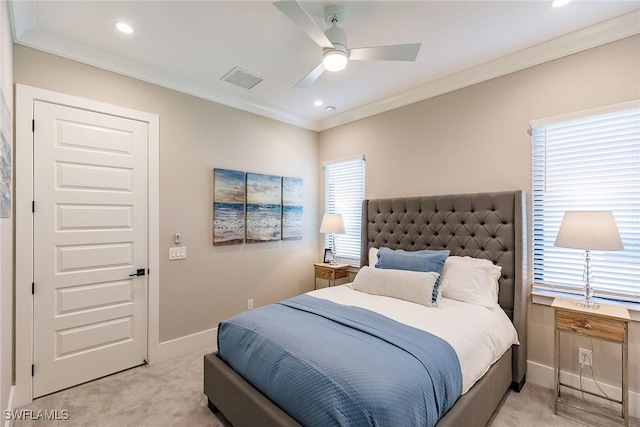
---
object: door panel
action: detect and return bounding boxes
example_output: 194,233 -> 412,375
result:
55,280 -> 134,314
33,101 -> 148,397
56,204 -> 133,230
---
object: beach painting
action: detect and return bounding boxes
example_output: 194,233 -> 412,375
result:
213,168 -> 245,245
246,173 -> 282,243
282,177 -> 303,240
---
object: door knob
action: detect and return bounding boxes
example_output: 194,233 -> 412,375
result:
129,268 -> 146,277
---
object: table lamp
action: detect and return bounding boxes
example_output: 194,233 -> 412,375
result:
319,213 -> 345,265
554,211 -> 624,309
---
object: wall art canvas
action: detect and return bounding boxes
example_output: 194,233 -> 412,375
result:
213,168 -> 245,245
282,177 -> 303,240
246,172 -> 282,243
0,91 -> 11,218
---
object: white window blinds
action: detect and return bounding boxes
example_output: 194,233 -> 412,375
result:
324,155 -> 365,264
531,103 -> 640,302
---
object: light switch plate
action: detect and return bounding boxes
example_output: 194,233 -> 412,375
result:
169,246 -> 187,260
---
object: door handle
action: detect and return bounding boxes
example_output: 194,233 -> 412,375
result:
129,268 -> 146,277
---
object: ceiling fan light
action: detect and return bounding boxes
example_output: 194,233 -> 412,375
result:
323,50 -> 347,72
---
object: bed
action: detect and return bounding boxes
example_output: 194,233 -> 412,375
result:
204,190 -> 528,426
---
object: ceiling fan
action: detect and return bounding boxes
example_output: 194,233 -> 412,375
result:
274,1 -> 422,88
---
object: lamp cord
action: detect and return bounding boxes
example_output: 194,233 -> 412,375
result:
579,340 -> 612,405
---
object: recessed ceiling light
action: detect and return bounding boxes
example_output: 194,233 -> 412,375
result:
550,0 -> 571,7
115,22 -> 134,34
326,106 -> 336,111
314,100 -> 323,106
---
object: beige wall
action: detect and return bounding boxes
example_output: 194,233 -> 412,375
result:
0,0 -> 13,414
8,25 -> 640,403
13,45 -> 319,342
319,35 -> 640,392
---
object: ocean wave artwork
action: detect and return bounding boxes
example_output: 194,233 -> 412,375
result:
213,168 -> 245,245
246,173 -> 281,242
282,177 -> 303,240
246,203 -> 282,242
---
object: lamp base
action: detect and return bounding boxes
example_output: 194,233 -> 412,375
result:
328,248 -> 337,265
577,299 -> 599,309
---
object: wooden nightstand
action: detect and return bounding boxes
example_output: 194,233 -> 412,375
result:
552,298 -> 630,426
313,263 -> 349,289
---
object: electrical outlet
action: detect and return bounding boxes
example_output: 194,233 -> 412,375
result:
248,299 -> 254,310
578,348 -> 592,366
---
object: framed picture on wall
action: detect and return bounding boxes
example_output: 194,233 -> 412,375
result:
213,168 -> 245,245
0,90 -> 11,218
246,172 -> 282,243
282,177 -> 303,240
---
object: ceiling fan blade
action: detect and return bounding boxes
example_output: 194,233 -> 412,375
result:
349,43 -> 422,62
294,62 -> 325,88
273,1 -> 334,49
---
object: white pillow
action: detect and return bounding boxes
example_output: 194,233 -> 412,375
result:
368,247 -> 379,267
352,266 -> 439,307
439,256 -> 501,309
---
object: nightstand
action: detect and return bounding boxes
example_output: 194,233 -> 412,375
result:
552,298 -> 630,426
313,263 -> 349,289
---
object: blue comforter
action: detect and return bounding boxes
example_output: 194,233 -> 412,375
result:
218,294 -> 462,427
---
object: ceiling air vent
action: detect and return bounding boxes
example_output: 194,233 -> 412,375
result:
221,67 -> 263,89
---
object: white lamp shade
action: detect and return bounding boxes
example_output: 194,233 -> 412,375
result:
554,211 -> 623,251
319,213 -> 345,234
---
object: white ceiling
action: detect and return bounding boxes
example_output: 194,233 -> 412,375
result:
9,1 -> 640,131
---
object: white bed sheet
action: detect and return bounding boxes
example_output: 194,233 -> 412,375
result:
307,284 -> 519,394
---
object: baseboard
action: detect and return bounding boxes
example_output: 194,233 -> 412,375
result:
3,385 -> 15,427
527,360 -> 639,419
153,327 -> 218,363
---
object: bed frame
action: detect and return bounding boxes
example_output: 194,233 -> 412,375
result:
204,190 -> 528,426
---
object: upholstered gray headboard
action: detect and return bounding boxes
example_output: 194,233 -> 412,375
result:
360,191 -> 528,389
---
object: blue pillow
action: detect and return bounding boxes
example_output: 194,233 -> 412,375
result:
375,247 -> 450,303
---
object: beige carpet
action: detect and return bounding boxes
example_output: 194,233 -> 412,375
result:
12,347 -> 638,427
487,379 -> 639,427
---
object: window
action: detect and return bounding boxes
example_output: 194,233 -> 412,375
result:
324,155 -> 365,265
531,102 -> 640,303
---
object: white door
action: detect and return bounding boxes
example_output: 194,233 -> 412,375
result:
33,101 -> 148,397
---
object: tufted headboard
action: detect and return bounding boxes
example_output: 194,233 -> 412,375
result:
360,190 -> 528,389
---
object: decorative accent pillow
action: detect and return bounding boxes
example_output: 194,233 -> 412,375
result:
368,247 -> 379,267
439,256 -> 502,309
352,266 -> 439,307
375,247 -> 450,303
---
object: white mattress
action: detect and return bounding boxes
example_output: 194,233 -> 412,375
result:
307,285 -> 519,394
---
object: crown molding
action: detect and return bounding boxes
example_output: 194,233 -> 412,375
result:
15,30 -> 319,131
10,4 -> 639,133
10,7 -> 319,131
317,10 -> 640,131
